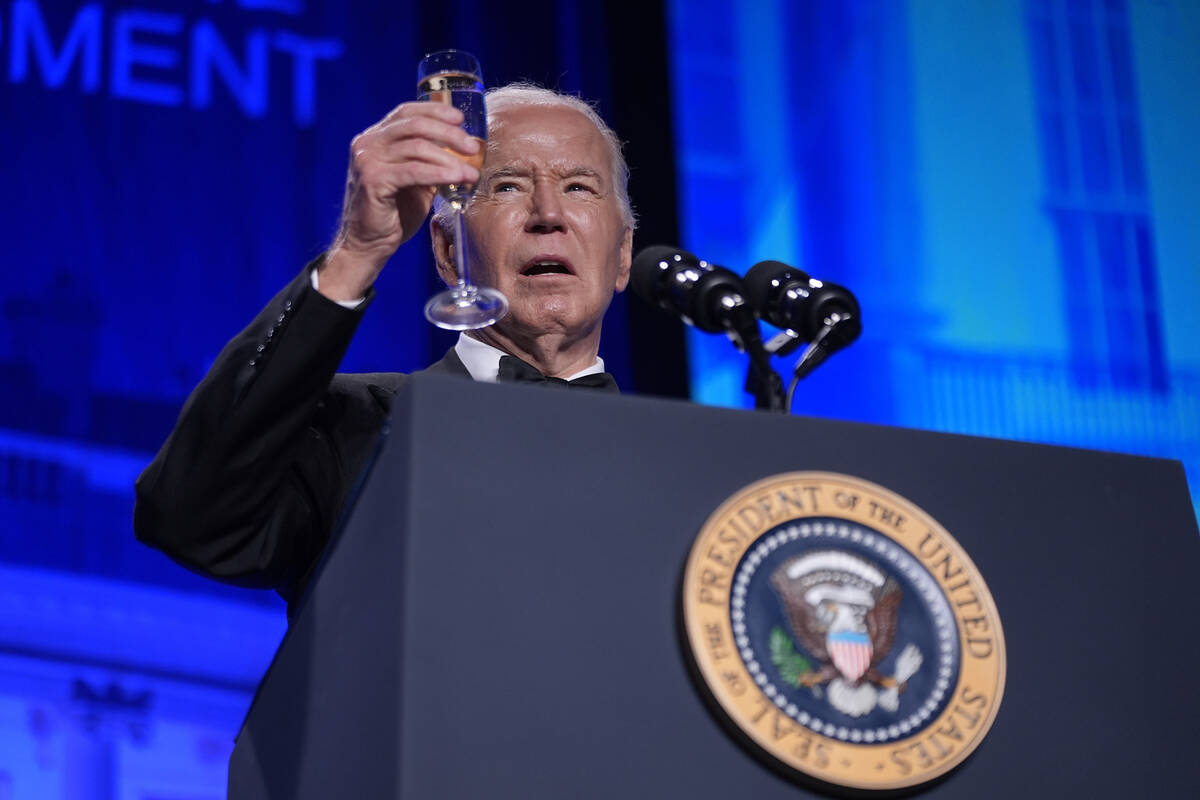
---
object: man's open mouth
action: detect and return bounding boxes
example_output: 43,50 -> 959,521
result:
521,260 -> 572,276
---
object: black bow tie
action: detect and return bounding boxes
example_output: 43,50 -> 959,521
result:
497,355 -> 619,393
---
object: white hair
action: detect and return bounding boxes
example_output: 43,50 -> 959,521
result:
432,83 -> 637,235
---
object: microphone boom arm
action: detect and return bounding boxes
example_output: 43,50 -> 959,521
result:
721,294 -> 787,412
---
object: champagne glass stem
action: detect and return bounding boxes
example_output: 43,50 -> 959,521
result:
453,205 -> 470,290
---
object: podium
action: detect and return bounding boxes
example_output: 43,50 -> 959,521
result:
228,375 -> 1199,798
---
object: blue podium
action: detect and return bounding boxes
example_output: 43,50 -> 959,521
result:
228,374 -> 1199,798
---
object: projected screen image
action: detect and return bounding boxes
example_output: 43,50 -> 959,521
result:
669,0 -> 1199,511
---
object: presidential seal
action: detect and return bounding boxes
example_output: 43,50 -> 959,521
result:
681,472 -> 1005,791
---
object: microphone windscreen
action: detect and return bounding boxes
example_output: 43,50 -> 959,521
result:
743,260 -> 809,319
630,245 -> 698,304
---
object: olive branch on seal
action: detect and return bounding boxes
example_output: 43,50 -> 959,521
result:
769,626 -> 813,688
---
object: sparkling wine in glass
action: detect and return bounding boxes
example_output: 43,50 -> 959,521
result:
418,49 -> 508,330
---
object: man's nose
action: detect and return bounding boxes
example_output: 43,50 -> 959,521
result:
525,182 -> 565,233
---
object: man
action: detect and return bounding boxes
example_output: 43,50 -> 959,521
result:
134,85 -> 635,606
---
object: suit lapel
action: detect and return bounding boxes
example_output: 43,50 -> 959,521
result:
418,347 -> 471,378
363,348 -> 470,411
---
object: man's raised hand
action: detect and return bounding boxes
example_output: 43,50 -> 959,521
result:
319,102 -> 481,303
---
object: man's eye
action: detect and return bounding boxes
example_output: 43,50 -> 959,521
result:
493,181 -> 521,192
567,182 -> 594,193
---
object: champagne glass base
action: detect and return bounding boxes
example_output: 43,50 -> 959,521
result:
424,285 -> 509,330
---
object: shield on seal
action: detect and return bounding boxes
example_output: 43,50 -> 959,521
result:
828,630 -> 873,683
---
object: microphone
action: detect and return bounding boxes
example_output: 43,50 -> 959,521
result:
743,260 -> 862,343
630,246 -> 756,336
632,246 -> 784,409
743,260 -> 862,380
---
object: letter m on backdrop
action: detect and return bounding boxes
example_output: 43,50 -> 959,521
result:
8,1 -> 101,91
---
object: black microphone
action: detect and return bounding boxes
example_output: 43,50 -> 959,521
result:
630,245 -> 756,336
632,245 -> 784,410
743,260 -> 862,343
744,260 -> 862,380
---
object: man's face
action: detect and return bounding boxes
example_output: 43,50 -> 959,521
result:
451,104 -> 632,342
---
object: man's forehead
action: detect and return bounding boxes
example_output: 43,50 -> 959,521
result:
486,105 -> 611,175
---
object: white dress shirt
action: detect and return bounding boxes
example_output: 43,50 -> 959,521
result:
453,333 -> 606,383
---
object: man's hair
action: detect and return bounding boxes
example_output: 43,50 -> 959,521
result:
433,83 -> 636,235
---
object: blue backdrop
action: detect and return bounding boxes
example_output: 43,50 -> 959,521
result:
1,0 -> 644,795
1,0 -> 1197,796
671,0 -> 1200,509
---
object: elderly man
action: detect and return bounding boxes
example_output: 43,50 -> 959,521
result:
134,85 -> 635,605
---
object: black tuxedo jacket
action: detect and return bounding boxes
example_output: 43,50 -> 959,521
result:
135,266 -> 471,605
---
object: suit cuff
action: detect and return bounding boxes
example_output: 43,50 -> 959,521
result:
310,264 -> 367,309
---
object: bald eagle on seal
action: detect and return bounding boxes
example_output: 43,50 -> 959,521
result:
770,550 -> 905,691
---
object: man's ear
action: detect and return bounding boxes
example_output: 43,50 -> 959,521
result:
615,227 -> 633,292
430,218 -> 459,286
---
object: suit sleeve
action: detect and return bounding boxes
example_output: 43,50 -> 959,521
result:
133,261 -> 379,602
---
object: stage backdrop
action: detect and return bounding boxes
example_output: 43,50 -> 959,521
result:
0,0 -> 682,796
670,0 -> 1200,511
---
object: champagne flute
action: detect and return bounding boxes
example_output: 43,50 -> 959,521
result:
418,49 -> 509,330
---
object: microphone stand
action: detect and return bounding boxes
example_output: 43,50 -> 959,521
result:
792,313 -> 857,380
783,312 -> 858,411
721,296 -> 787,412
745,345 -> 787,412
736,311 -> 858,414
